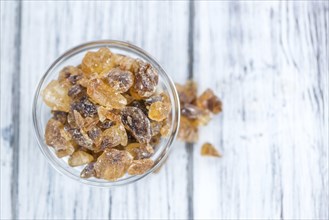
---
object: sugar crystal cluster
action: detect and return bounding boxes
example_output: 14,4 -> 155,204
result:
175,80 -> 223,157
42,48 -> 172,181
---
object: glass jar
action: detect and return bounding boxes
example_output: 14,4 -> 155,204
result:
32,40 -> 180,187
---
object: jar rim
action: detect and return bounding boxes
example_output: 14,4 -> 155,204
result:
32,40 -> 180,187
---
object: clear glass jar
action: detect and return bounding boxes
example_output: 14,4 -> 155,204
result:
32,40 -> 180,187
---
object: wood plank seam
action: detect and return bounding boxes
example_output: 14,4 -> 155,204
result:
186,1 -> 195,220
10,1 -> 22,219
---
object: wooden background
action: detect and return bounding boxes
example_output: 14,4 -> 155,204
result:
1,1 -> 328,219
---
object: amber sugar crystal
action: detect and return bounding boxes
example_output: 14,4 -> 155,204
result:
174,81 -> 223,160
201,143 -> 222,157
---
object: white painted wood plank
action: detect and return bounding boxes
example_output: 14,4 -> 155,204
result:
193,1 -> 328,219
0,1 -> 21,219
17,1 -> 190,219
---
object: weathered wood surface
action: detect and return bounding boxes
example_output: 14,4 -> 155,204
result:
1,1 -> 328,219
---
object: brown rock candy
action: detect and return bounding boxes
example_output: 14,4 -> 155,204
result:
121,107 -> 152,144
99,123 -> 128,150
125,143 -> 154,160
83,116 -> 99,131
148,101 -> 171,122
119,55 -> 139,72
196,89 -> 222,114
70,96 -> 97,118
87,126 -> 102,146
51,110 -> 68,124
200,143 -> 221,157
97,106 -> 121,122
87,78 -> 127,109
106,68 -> 134,93
150,121 -> 162,136
93,149 -> 133,181
175,80 -> 197,104
58,66 -> 83,86
131,60 -> 159,98
127,158 -> 154,175
181,104 -> 211,126
129,100 -> 148,116
68,150 -> 94,167
97,119 -> 114,130
65,126 -> 94,151
45,119 -> 74,157
68,84 -> 86,99
81,47 -> 113,74
42,80 -> 71,112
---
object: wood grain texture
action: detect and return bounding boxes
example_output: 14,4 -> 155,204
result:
1,1 -> 21,219
1,1 -> 328,220
193,1 -> 328,219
